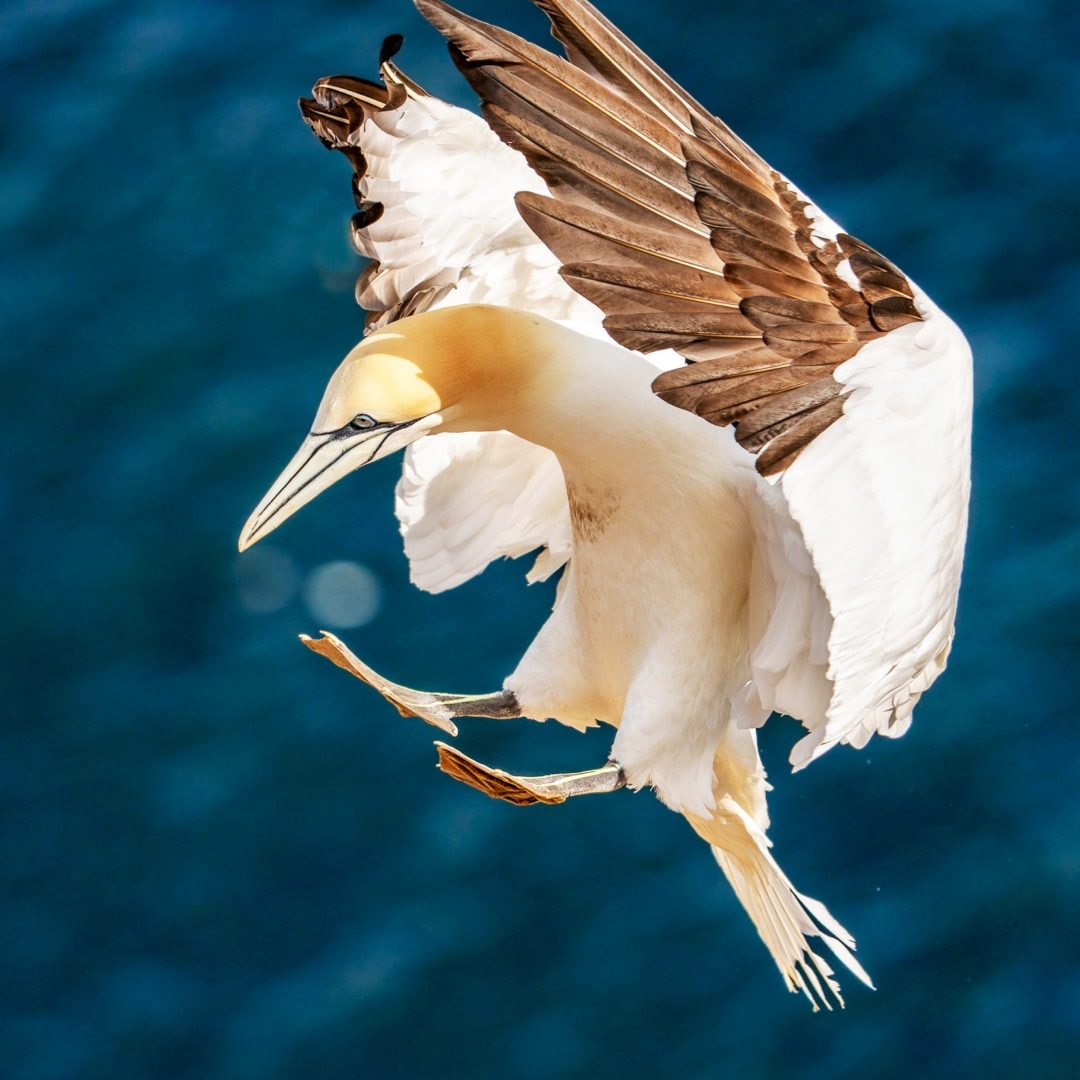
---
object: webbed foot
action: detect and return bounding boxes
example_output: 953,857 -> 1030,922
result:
300,631 -> 520,736
435,741 -> 625,806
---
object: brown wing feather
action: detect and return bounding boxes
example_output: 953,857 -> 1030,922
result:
418,0 -> 924,475
531,0 -> 766,172
559,260 -> 743,315
481,99 -> 702,232
515,191 -> 725,282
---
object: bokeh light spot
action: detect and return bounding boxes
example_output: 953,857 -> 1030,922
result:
303,560 -> 383,628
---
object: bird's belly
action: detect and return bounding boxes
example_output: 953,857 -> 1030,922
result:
507,468 -> 754,733
505,549 -> 650,730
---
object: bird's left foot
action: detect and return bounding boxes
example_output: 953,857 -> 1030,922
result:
434,741 -> 625,806
299,630 -> 520,736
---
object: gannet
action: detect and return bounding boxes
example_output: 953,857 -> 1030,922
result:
239,0 -> 972,1009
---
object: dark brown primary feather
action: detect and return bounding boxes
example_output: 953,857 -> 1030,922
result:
298,43 -> 445,332
417,0 -> 922,475
532,0 -> 764,173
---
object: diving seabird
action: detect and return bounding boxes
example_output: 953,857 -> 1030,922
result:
239,0 -> 972,1009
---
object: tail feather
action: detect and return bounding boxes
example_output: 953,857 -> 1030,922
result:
691,795 -> 873,1010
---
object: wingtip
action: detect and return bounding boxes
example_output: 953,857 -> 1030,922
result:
379,33 -> 404,65
414,0 -> 458,29
415,0 -> 500,55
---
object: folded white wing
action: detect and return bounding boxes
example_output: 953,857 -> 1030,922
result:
395,430 -> 572,592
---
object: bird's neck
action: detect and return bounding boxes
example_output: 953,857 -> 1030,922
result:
521,337 -> 665,471
399,304 -> 728,499
431,307 -> 668,478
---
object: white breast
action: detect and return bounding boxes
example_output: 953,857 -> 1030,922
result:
500,350 -> 763,814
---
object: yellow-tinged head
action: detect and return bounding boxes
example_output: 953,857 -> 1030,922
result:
238,305 -> 546,551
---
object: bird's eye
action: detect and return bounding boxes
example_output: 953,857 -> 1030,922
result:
349,413 -> 378,431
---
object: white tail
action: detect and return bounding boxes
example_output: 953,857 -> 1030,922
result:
688,794 -> 874,1010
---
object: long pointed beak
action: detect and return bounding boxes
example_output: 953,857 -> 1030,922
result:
238,416 -> 437,552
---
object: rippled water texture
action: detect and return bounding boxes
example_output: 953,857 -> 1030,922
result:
2,0 -> 1077,1076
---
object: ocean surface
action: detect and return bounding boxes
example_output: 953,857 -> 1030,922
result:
2,0 -> 1077,1076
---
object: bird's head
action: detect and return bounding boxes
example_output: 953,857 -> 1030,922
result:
238,304 -> 546,551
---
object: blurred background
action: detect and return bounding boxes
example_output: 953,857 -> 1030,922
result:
3,0 -> 1078,1076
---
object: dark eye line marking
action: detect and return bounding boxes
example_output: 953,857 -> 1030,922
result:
311,414 -> 428,441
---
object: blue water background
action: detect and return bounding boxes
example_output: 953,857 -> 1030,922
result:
2,0 -> 1078,1076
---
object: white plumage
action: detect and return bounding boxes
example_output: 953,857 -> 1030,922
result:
240,0 -> 972,1009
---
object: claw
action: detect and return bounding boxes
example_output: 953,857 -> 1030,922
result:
435,741 -> 625,806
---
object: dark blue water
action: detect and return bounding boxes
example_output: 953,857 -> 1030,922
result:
3,0 -> 1077,1076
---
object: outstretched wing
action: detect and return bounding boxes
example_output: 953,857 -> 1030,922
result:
418,0 -> 972,764
300,38 -> 602,592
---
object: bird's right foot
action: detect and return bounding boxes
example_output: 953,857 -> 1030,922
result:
299,630 -> 520,736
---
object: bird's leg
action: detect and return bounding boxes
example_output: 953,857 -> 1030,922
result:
299,632 -> 625,807
300,631 -> 519,736
434,742 -> 626,807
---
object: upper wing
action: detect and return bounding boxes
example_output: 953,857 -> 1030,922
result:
300,39 -> 604,591
418,0 -> 973,763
